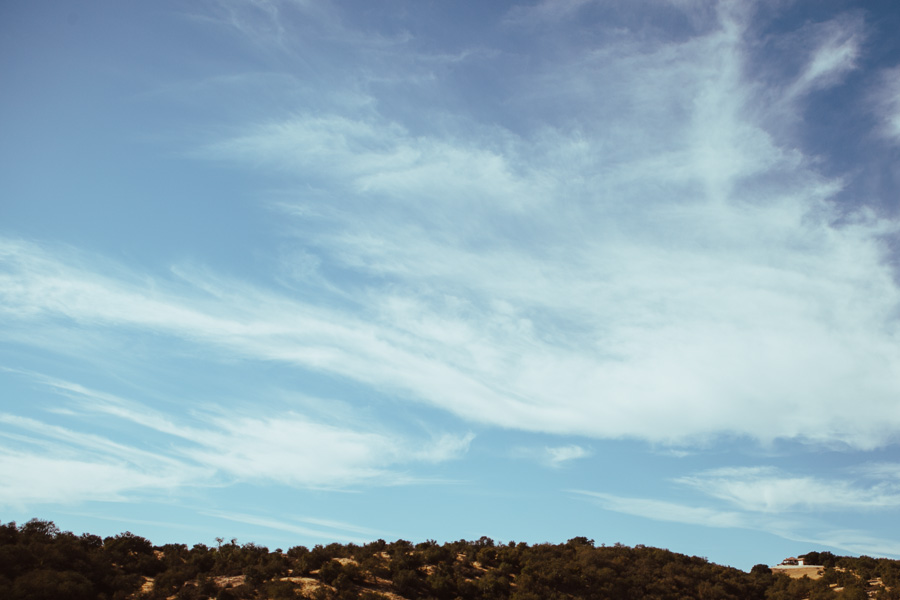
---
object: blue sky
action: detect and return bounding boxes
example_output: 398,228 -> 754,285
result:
2,0 -> 900,571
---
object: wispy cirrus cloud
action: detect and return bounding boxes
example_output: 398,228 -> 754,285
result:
204,511 -> 385,545
511,444 -> 592,468
0,413 -> 207,509
5,206 -> 899,451
502,0 -> 594,28
574,487 -> 900,558
871,66 -> 900,144
856,462 -> 900,481
188,4 -> 900,449
0,370 -> 473,507
676,466 -> 900,513
4,1 -> 900,455
799,530 -> 900,559
571,490 -> 747,529
784,13 -> 864,99
545,445 -> 591,468
182,414 -> 473,488
0,451 -> 190,509
575,460 -> 900,558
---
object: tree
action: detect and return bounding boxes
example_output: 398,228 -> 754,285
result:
393,568 -> 421,597
11,569 -> 94,600
104,531 -> 158,575
319,559 -> 344,585
838,585 -> 868,600
20,519 -> 60,540
265,580 -> 300,599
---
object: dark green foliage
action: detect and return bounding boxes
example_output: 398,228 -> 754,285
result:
393,567 -> 423,597
839,584 -> 869,600
425,562 -> 459,599
0,519 -> 142,599
153,563 -> 200,598
478,570 -> 510,599
358,553 -> 390,583
4,519 -> 900,600
242,564 -> 266,587
190,544 -> 216,573
11,569 -> 95,600
216,587 -> 238,600
298,544 -> 333,575
802,551 -> 837,569
320,559 -> 345,585
265,579 -> 300,599
104,531 -> 161,577
419,540 -> 453,566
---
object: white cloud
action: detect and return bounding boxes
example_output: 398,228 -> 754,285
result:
503,0 -> 594,28
545,445 -> 591,467
511,444 -> 592,467
200,115 -> 543,215
856,462 -> 900,480
0,372 -> 474,507
786,14 -> 864,99
676,467 -> 900,513
204,511 -> 384,544
799,530 -> 900,559
0,413 -> 205,508
0,451 -> 187,509
193,102 -> 900,449
0,404 -> 202,510
571,490 -> 747,528
5,105 -> 900,452
183,413 -> 471,488
186,415 -> 398,487
0,412 -> 188,469
4,1 -> 900,452
871,66 -> 900,144
575,487 -> 900,558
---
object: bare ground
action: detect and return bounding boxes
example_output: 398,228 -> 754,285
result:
771,565 -> 824,580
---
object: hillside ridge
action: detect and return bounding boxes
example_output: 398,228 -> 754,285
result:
2,519 -> 898,600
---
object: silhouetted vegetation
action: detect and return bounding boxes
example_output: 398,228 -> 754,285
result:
1,519 -> 897,599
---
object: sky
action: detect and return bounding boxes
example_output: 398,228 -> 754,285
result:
2,0 -> 900,571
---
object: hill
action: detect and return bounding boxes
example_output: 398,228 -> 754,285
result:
1,519 -> 898,600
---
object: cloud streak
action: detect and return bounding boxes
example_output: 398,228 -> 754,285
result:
0,370 -> 473,507
571,490 -> 747,529
785,13 -> 864,99
574,460 -> 900,557
872,66 -> 900,144
677,466 -> 900,513
574,487 -> 900,558
5,66 -> 900,452
179,2 -> 900,449
1,0 -> 899,501
204,511 -> 385,545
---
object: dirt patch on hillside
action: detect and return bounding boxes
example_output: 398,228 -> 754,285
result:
213,574 -> 247,588
771,566 -> 824,580
280,576 -> 327,595
140,577 -> 154,593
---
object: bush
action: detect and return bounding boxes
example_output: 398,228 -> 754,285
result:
319,560 -> 344,585
11,569 -> 95,600
265,580 -> 299,599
